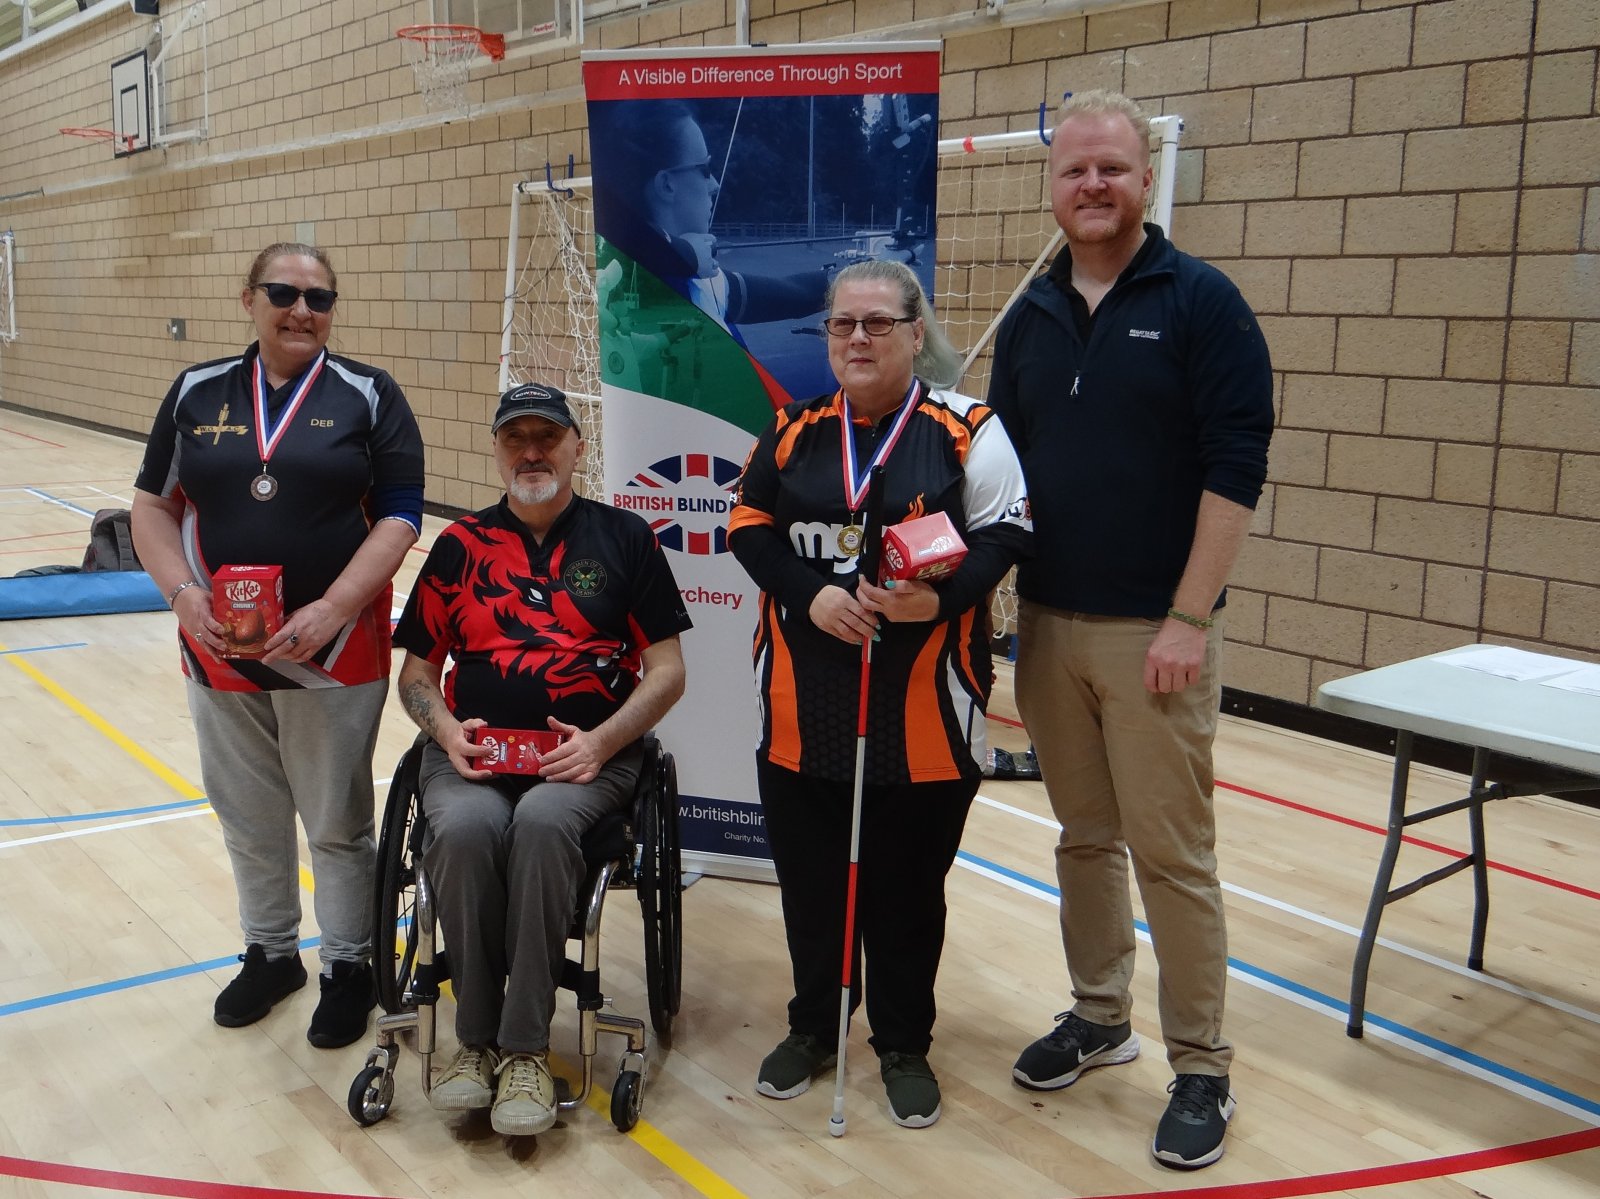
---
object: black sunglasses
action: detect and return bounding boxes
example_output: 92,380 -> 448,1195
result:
252,282 -> 338,313
822,315 -> 915,338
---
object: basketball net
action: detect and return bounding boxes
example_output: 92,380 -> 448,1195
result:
397,26 -> 505,116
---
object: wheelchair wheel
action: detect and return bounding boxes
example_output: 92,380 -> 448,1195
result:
610,1068 -> 644,1132
638,749 -> 682,1040
373,750 -> 422,1015
348,1064 -> 394,1126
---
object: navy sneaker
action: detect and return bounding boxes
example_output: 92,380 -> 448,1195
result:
1012,1011 -> 1139,1090
1152,1073 -> 1235,1169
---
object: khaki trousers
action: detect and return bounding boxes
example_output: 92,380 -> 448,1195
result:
1014,602 -> 1233,1075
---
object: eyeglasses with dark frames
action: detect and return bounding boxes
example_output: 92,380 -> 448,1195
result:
821,315 -> 916,338
252,282 -> 338,314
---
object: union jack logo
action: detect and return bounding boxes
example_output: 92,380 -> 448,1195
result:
619,453 -> 742,555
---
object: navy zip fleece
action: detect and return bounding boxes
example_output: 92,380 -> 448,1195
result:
987,223 -> 1274,619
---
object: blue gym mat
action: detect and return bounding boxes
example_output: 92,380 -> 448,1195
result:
0,571 -> 166,619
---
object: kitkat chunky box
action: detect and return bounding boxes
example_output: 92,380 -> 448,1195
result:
471,727 -> 566,775
213,565 -> 284,657
881,512 -> 968,582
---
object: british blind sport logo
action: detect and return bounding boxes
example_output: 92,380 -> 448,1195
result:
613,453 -> 744,555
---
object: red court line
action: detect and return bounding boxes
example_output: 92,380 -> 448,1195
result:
1218,779 -> 1600,903
0,1156 -> 399,1199
1079,1124 -> 1600,1199
989,712 -> 1597,902
0,426 -> 68,448
0,529 -> 83,544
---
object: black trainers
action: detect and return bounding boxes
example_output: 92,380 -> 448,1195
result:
213,944 -> 307,1028
1153,1074 -> 1235,1169
306,959 -> 377,1048
756,1033 -> 836,1099
880,1051 -> 941,1128
1012,1011 -> 1140,1090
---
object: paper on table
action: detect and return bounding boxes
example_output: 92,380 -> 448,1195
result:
1441,644 -> 1584,682
1540,663 -> 1600,697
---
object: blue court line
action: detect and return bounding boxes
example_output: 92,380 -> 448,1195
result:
0,796 -> 208,828
0,641 -> 87,658
0,937 -> 323,1019
25,488 -> 97,519
956,849 -> 1600,1122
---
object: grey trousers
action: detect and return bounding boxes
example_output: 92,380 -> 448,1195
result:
187,677 -> 386,968
418,740 -> 642,1054
1015,603 -> 1233,1075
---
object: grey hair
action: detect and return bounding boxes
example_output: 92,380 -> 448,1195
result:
825,258 -> 964,389
1057,89 -> 1152,161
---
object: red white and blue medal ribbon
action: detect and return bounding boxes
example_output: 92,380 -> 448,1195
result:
249,350 -> 325,501
836,379 -> 919,556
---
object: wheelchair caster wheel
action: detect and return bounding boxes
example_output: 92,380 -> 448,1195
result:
610,1069 -> 644,1132
348,1064 -> 394,1126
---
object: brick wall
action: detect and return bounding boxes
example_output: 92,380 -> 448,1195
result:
0,0 -> 1595,703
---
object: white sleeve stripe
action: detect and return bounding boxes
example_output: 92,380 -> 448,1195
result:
325,359 -> 381,422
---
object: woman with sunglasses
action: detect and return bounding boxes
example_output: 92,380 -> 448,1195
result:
131,242 -> 424,1049
728,259 -> 1032,1129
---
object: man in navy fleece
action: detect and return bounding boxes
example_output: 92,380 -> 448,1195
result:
987,90 -> 1273,1172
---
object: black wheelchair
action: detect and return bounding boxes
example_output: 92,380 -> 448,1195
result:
347,733 -> 682,1132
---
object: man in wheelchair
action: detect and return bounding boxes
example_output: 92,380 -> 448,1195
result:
392,382 -> 691,1136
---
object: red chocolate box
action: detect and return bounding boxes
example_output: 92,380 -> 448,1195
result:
212,565 -> 284,658
881,512 -> 968,582
470,727 -> 566,775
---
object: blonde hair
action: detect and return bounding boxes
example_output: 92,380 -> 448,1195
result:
1057,90 -> 1151,161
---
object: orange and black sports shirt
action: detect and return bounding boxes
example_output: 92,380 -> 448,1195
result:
728,382 -> 1031,785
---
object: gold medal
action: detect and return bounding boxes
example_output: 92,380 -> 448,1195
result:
837,524 -> 864,556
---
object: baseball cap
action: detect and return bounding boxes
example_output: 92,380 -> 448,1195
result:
492,382 -> 576,433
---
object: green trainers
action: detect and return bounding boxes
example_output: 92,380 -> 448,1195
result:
880,1051 -> 941,1128
756,1033 -> 836,1099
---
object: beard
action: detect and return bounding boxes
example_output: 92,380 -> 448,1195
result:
509,469 -> 560,505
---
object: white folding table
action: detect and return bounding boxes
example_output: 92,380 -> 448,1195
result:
1315,645 -> 1600,1037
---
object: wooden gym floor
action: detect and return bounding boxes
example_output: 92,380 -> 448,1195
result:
1,407 -> 1597,1199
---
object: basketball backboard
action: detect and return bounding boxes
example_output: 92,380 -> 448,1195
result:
434,0 -> 583,51
110,49 -> 151,156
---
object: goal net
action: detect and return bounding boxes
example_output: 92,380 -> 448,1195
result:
0,230 -> 15,344
499,116 -> 1182,630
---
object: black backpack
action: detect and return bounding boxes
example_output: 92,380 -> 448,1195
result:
81,508 -> 143,572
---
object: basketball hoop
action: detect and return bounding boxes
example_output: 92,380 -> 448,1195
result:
60,126 -> 139,153
396,24 -> 506,115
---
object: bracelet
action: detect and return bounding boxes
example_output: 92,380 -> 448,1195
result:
1167,606 -> 1215,630
167,579 -> 201,607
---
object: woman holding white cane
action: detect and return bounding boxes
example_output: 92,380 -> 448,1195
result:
728,259 -> 1031,1129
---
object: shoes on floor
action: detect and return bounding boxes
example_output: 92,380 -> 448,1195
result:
880,1051 -> 941,1128
1152,1073 -> 1235,1169
430,1043 -> 499,1111
213,944 -> 307,1028
755,1032 -> 836,1100
306,959 -> 376,1048
491,1051 -> 558,1136
1012,1011 -> 1140,1090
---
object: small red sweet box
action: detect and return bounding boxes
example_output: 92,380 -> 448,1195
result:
470,727 -> 566,775
881,512 -> 968,581
212,564 -> 283,658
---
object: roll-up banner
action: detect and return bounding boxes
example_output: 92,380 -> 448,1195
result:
583,43 -> 941,880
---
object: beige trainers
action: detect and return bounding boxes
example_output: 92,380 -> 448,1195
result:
430,1044 -> 498,1111
491,1051 -> 558,1136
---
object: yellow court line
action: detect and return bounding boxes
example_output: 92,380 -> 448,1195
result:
0,641 -> 314,891
9,640 -> 747,1197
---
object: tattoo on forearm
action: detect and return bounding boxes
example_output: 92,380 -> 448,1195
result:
401,680 -> 437,736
